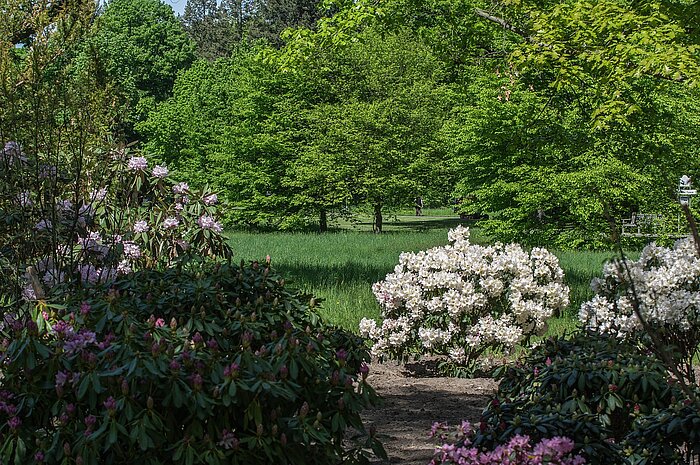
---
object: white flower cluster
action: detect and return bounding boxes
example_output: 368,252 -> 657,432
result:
580,238 -> 700,337
359,226 -> 569,364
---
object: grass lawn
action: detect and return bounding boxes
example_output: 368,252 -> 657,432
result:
227,214 -> 632,336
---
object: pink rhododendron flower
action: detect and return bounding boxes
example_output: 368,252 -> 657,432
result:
127,156 -> 148,171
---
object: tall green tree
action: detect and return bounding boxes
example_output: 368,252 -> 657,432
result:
247,0 -> 324,46
182,0 -> 237,59
89,0 -> 196,138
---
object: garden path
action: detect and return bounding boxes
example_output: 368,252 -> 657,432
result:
363,360 -> 497,464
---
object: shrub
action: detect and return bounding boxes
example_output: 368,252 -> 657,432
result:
474,332 -> 682,463
625,399 -> 700,465
0,260 -> 385,464
1,144 -> 231,302
429,421 -> 586,465
359,226 -> 569,374
579,238 -> 700,384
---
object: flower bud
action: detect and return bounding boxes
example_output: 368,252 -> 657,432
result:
147,396 -> 154,410
299,401 -> 309,418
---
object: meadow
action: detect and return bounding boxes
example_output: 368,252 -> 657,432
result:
227,212 -> 627,335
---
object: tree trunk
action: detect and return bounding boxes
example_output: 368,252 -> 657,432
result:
319,209 -> 328,232
373,203 -> 383,233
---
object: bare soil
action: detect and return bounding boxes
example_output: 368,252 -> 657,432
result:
362,360 -> 498,465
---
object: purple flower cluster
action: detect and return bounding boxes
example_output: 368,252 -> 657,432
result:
218,429 -> 239,450
127,156 -> 148,171
63,329 -> 97,355
173,182 -> 189,194
430,422 -> 586,465
2,141 -> 27,164
203,193 -> 218,205
197,215 -> 223,233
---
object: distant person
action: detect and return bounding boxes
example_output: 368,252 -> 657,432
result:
414,196 -> 423,216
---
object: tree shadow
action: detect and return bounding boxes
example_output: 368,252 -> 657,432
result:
274,261 -> 390,287
348,217 -> 472,232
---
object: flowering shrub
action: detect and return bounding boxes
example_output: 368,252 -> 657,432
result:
0,260 -> 384,464
429,421 -> 585,465
0,142 -> 231,302
359,226 -> 569,373
579,238 -> 700,383
473,332 -> 689,463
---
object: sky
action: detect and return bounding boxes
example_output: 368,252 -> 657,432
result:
162,0 -> 187,16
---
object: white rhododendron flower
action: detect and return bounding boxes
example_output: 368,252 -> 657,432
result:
360,226 -> 569,371
581,238 -> 700,337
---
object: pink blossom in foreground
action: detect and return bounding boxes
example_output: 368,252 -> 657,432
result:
162,217 -> 180,230
203,193 -> 218,205
173,182 -> 189,194
133,220 -> 149,233
430,422 -> 586,465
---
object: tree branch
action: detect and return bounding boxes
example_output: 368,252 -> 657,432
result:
474,8 -> 531,42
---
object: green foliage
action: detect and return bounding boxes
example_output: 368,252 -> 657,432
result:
625,399 -> 700,464
0,260 -> 384,464
448,64 -> 700,249
248,0 -> 325,47
90,0 -> 196,137
143,28 -> 457,232
475,332 -> 685,463
499,0 -> 700,127
182,0 -> 238,60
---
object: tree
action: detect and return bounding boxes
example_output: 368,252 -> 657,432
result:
182,0 -> 238,60
89,0 -> 196,138
473,0 -> 700,128
247,0 -> 324,46
448,66 -> 700,249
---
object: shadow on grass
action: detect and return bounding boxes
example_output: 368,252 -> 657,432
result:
348,217 -> 472,232
273,261 -> 390,287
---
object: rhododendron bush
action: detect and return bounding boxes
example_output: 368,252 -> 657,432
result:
360,226 -> 569,372
0,261 -> 384,464
579,238 -> 700,384
1,142 -> 230,302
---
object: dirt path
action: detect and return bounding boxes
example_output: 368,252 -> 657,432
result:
362,361 -> 498,465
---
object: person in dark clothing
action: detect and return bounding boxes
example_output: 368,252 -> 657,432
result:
414,196 -> 423,216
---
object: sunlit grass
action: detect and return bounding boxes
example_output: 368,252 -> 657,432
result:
227,215 -> 636,334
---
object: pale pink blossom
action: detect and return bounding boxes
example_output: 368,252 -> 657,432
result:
133,221 -> 149,233
173,182 -> 189,194
127,156 -> 148,171
152,165 -> 169,178
197,215 -> 223,233
162,217 -> 180,230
